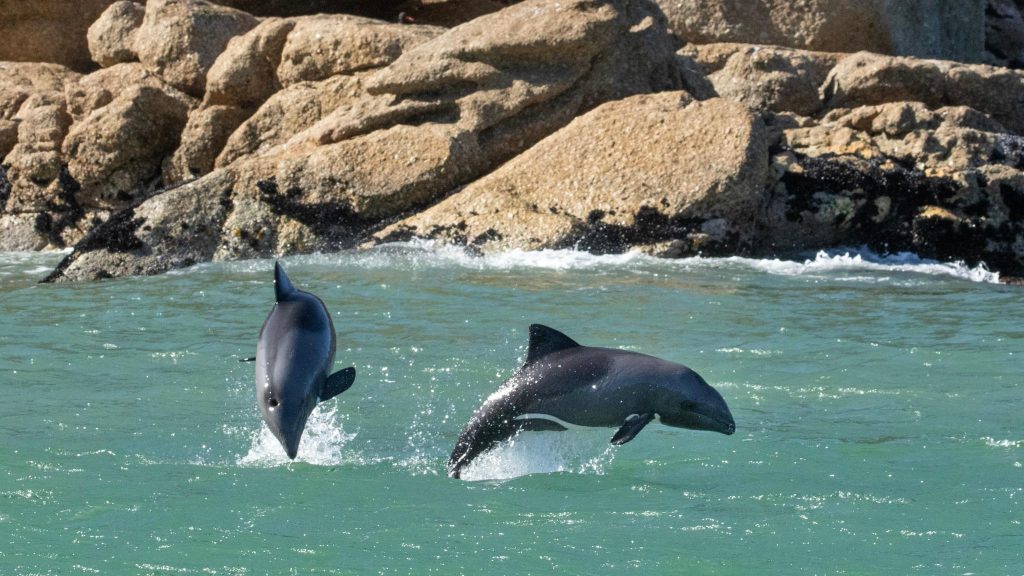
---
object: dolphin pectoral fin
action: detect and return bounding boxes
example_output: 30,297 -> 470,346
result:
320,367 -> 356,401
610,413 -> 655,445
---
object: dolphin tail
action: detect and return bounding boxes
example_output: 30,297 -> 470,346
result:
320,367 -> 356,402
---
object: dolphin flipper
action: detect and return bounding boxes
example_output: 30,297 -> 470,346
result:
320,367 -> 356,401
610,413 -> 655,445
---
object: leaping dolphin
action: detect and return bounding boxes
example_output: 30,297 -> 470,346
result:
256,262 -> 356,459
447,324 -> 735,478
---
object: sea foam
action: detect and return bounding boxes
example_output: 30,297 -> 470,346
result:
193,242 -> 1000,284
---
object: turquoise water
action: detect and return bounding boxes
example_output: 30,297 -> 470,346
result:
1,245 -> 1021,575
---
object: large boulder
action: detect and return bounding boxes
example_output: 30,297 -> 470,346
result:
168,15 -> 442,183
63,84 -> 192,208
203,18 -> 296,108
0,0 -> 116,71
705,45 -> 842,116
374,94 -> 769,254
823,52 -> 1024,135
46,0 -> 697,281
658,0 -> 987,63
276,15 -> 444,85
87,1 -> 146,68
134,0 -> 259,97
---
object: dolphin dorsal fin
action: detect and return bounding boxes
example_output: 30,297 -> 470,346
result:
274,261 -> 297,302
526,324 -> 581,364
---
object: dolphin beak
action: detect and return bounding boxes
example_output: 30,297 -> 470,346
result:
283,433 -> 301,460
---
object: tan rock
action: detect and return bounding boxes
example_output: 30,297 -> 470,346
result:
4,94 -> 73,212
134,0 -> 259,97
708,45 -> 841,116
165,104 -> 252,183
216,75 -> 369,168
0,62 -> 79,120
64,84 -> 192,208
376,94 -> 770,253
88,1 -> 145,67
0,214 -> 49,251
204,18 -> 295,108
277,15 -> 444,85
65,63 -> 195,122
48,0 -> 693,280
823,52 -> 1024,135
0,0 -> 115,70
658,0 -> 987,63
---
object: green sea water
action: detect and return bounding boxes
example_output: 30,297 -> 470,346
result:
1,245 -> 1021,575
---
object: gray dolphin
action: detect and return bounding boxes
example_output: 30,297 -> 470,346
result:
256,262 -> 356,459
447,324 -> 735,478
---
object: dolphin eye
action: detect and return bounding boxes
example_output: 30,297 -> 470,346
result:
268,398 -> 280,408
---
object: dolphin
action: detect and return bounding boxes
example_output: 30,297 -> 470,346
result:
255,262 -> 356,459
447,324 -> 735,478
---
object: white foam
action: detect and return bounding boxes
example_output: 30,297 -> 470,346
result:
165,242 -> 1002,284
458,430 -> 617,482
716,250 -> 1001,283
237,405 -> 356,467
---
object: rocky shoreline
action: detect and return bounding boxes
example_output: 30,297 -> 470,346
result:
1,0 -> 1022,283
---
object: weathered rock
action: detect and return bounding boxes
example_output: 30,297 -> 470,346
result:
658,0 -> 987,63
0,213 -> 50,251
165,104 -> 252,183
0,63 -> 79,121
88,1 -> 146,68
204,18 -> 295,109
782,102 -> 1022,174
43,170 -> 237,282
276,15 -> 444,86
823,52 -> 1024,135
3,94 -> 74,213
0,0 -> 115,70
214,75 -> 368,169
134,0 -> 259,97
375,94 -> 770,253
64,84 -> 192,208
986,0 -> 1024,68
65,63 -> 194,122
47,0 -> 695,281
707,45 -> 841,116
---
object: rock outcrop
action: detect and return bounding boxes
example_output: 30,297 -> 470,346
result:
134,0 -> 259,97
375,94 -> 770,255
44,0 -> 697,282
0,0 -> 1022,283
657,0 -> 988,63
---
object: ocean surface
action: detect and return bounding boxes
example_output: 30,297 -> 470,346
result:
1,244 -> 1020,575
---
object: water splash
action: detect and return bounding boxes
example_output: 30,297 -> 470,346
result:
458,430 -> 617,482
237,405 -> 356,467
180,242 -> 1001,284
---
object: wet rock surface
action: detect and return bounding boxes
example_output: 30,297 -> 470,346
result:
0,0 -> 1022,283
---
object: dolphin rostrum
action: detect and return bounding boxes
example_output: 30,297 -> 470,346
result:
447,324 -> 735,478
256,262 -> 356,459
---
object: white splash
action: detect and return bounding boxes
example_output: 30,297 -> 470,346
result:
458,430 -> 617,482
721,250 -> 1000,283
982,437 -> 1022,449
171,242 -> 1001,284
237,405 -> 356,467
